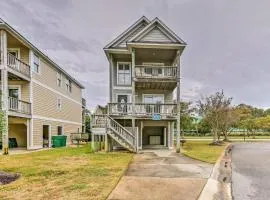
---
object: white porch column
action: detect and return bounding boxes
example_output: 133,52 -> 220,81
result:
140,121 -> 143,150
0,30 -> 8,154
176,50 -> 181,153
105,132 -> 109,152
170,121 -> 175,149
164,127 -> 167,147
131,48 -> 136,151
29,50 -> 34,148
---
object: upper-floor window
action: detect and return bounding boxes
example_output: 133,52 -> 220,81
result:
65,78 -> 72,93
57,72 -> 62,87
33,54 -> 40,73
57,98 -> 62,110
117,63 -> 131,85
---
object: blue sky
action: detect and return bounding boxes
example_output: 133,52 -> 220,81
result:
1,0 -> 270,109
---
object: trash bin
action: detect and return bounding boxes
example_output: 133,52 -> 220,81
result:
9,138 -> 18,148
51,135 -> 67,148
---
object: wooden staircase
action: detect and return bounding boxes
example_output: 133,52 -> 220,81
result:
92,115 -> 136,152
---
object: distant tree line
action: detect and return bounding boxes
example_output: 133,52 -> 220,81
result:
180,90 -> 270,145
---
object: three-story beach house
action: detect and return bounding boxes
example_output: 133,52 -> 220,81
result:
0,18 -> 85,152
92,16 -> 186,152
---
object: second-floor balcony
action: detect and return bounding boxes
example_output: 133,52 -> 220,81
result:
8,96 -> 31,116
7,52 -> 31,80
108,103 -> 177,118
135,65 -> 177,81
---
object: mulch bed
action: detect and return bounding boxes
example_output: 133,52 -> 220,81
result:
0,171 -> 20,185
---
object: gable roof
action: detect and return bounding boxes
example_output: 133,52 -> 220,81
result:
128,17 -> 186,45
104,16 -> 150,49
0,18 -> 84,89
104,16 -> 186,53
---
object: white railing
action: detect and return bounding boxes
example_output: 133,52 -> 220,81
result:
106,115 -> 136,148
108,103 -> 177,116
8,96 -> 31,115
135,65 -> 177,79
91,114 -> 136,151
7,52 -> 31,78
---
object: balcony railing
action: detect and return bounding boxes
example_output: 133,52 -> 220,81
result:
8,96 -> 31,115
108,103 -> 177,116
135,65 -> 177,79
7,52 -> 31,78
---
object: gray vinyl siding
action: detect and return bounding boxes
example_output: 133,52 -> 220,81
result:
135,89 -> 174,104
139,27 -> 174,43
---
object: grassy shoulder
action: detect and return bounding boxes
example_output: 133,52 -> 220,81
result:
184,135 -> 270,140
0,144 -> 133,200
181,141 -> 227,164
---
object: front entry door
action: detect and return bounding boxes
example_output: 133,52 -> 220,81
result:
117,95 -> 128,113
8,87 -> 20,111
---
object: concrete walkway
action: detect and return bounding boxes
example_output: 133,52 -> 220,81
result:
108,149 -> 213,200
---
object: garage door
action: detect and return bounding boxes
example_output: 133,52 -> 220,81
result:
143,127 -> 163,145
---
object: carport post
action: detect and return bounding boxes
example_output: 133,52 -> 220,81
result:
0,30 -> 9,155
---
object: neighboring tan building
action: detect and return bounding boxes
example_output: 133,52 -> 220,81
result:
0,18 -> 84,150
92,16 -> 186,152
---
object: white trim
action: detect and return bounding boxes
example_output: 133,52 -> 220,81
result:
33,115 -> 82,126
7,48 -> 20,59
104,16 -> 150,49
127,42 -> 185,50
32,79 -> 82,106
113,86 -> 132,90
8,85 -> 22,99
116,62 -> 131,86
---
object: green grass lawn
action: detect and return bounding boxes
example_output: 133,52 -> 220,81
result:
184,135 -> 270,140
0,144 -> 133,200
181,141 -> 227,164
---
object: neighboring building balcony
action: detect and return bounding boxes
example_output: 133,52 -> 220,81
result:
6,52 -> 31,81
8,96 -> 31,117
108,103 -> 177,118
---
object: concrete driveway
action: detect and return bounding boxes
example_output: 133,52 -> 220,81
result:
232,143 -> 270,200
108,149 -> 213,200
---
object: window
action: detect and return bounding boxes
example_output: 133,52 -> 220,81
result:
143,63 -> 164,76
117,63 -> 131,85
57,72 -> 62,87
33,54 -> 40,73
143,94 -> 164,113
57,98 -> 62,110
65,78 -> 72,93
57,126 -> 63,135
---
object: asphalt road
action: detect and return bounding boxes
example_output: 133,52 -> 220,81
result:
232,143 -> 270,200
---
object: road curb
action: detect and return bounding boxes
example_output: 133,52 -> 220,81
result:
198,143 -> 233,200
